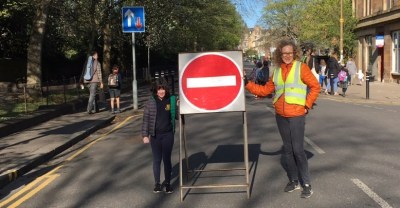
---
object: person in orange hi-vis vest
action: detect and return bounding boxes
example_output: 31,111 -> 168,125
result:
243,39 -> 320,199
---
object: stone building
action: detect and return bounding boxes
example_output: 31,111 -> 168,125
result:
353,0 -> 400,82
240,26 -> 270,59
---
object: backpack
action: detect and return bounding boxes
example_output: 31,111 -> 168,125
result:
338,70 -> 347,81
84,56 -> 94,81
257,69 -> 264,81
108,74 -> 118,87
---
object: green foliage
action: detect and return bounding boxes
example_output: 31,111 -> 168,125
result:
0,0 -> 34,58
299,0 -> 357,54
262,0 -> 308,41
262,0 -> 357,56
245,48 -> 258,57
1,0 -> 244,78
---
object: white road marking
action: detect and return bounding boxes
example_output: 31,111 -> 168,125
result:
265,107 -> 325,154
187,75 -> 236,88
304,136 -> 325,154
351,178 -> 393,208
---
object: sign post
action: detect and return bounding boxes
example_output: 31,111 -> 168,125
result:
178,51 -> 249,201
122,6 -> 145,110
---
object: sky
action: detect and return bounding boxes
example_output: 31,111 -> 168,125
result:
234,0 -> 266,28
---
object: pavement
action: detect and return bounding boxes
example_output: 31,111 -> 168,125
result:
0,83 -> 152,189
0,78 -> 399,190
318,81 -> 400,105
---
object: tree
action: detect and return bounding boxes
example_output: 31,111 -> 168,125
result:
299,0 -> 357,55
26,0 -> 51,88
262,0 -> 307,43
261,0 -> 357,56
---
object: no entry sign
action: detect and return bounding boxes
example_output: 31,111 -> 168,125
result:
179,51 -> 245,114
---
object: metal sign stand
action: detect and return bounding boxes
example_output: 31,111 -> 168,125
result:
179,112 -> 250,201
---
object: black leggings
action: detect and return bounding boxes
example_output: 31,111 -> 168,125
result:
150,132 -> 174,184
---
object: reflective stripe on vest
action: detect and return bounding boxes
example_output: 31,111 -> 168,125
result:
273,61 -> 307,105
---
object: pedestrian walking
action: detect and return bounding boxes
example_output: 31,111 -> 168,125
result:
318,59 -> 328,91
249,61 -> 263,99
258,60 -> 270,85
108,65 -> 122,114
357,69 -> 364,85
142,78 -> 178,194
324,51 -> 340,95
80,50 -> 104,114
338,66 -> 349,97
346,57 -> 357,85
244,39 -> 320,198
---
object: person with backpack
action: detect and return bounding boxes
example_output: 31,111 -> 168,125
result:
142,78 -> 179,194
338,66 -> 349,97
257,60 -> 270,85
80,50 -> 103,114
108,65 -> 122,113
250,61 -> 263,99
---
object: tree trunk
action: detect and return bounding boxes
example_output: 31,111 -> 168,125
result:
103,22 -> 111,76
102,0 -> 112,80
26,0 -> 51,90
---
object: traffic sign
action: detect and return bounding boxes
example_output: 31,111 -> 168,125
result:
122,7 -> 145,33
179,51 -> 245,114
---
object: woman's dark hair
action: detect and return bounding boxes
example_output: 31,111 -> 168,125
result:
91,50 -> 98,56
152,78 -> 170,98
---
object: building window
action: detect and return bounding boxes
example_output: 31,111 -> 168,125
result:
392,31 -> 400,73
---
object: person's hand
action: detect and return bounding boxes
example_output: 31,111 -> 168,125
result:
100,83 -> 104,89
243,75 -> 248,86
143,137 -> 150,144
305,108 -> 309,114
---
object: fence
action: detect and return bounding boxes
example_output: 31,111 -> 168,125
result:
0,76 -> 88,120
0,67 -> 178,121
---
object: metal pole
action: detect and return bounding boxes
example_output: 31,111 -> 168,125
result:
330,73 -> 334,95
243,111 -> 250,199
339,0 -> 344,64
366,73 -> 370,99
148,38 -> 150,82
132,33 -> 138,110
179,114 -> 184,202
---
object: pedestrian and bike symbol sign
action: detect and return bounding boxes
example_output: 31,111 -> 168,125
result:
122,7 -> 145,33
179,51 -> 245,114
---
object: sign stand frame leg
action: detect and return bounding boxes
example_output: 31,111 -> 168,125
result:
178,112 -> 250,202
243,111 -> 250,198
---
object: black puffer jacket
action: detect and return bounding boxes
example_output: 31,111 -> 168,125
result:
141,95 -> 178,137
142,96 -> 158,137
327,57 -> 340,78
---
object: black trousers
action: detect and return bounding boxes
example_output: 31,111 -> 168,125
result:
150,132 -> 174,184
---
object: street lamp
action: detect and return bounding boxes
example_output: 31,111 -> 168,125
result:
339,0 -> 344,63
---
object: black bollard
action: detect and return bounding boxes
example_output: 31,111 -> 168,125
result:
171,70 -> 175,95
330,73 -> 334,95
366,72 -> 370,99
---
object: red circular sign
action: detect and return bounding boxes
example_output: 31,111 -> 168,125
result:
181,53 -> 242,111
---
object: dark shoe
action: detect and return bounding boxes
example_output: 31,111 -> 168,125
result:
284,180 -> 300,192
153,183 -> 162,193
165,183 -> 173,194
301,184 -> 313,198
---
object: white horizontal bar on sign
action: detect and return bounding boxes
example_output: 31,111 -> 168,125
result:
187,75 -> 236,88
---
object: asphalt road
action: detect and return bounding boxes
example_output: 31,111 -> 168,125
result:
1,88 -> 400,207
